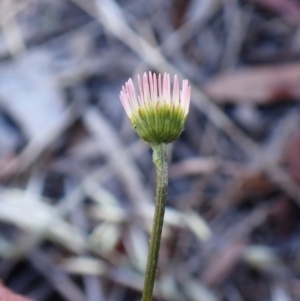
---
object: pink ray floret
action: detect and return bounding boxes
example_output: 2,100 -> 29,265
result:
120,72 -> 191,119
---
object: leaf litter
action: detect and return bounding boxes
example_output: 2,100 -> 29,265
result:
0,0 -> 299,301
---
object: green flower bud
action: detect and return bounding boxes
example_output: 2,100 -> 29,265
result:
120,72 -> 191,144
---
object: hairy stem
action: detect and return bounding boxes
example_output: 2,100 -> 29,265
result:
141,143 -> 168,301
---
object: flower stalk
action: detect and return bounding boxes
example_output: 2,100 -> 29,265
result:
119,72 -> 190,301
141,143 -> 168,301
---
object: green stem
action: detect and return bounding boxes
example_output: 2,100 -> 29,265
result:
141,143 -> 168,301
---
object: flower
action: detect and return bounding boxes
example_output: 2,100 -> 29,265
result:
120,72 -> 191,144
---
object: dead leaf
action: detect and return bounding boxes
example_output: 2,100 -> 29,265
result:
249,0 -> 300,22
284,131 -> 300,185
169,157 -> 218,178
214,171 -> 274,212
0,282 -> 33,301
171,0 -> 191,28
0,188 -> 86,253
269,196 -> 295,237
0,51 -> 64,140
203,63 -> 300,103
202,241 -> 247,287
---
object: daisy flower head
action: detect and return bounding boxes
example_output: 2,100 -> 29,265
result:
120,72 -> 191,144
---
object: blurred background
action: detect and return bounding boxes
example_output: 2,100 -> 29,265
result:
0,0 -> 300,300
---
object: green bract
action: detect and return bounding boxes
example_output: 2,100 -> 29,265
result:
131,102 -> 187,144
